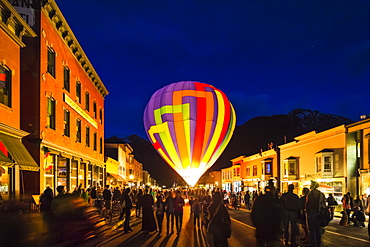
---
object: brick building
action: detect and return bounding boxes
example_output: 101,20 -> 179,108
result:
0,0 -> 37,199
9,0 -> 108,195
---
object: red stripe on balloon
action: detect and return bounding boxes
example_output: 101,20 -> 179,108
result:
153,141 -> 161,150
193,82 -> 207,165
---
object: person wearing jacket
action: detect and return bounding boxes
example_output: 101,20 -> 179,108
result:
208,191 -> 231,247
281,184 -> 301,247
305,180 -> 325,247
120,188 -> 133,233
251,183 -> 284,247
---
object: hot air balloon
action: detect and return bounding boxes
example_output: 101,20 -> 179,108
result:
143,81 -> 236,187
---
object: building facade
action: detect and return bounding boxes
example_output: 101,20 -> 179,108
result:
0,0 -> 37,199
10,0 -> 108,195
278,125 -> 346,201
241,149 -> 279,193
346,118 -> 370,196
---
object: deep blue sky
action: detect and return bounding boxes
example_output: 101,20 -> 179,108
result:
56,0 -> 370,139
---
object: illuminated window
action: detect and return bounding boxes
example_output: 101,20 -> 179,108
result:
63,109 -> 70,137
63,67 -> 70,92
0,65 -> 11,107
47,97 -> 56,129
47,47 -> 56,77
76,81 -> 81,103
246,167 -> 250,177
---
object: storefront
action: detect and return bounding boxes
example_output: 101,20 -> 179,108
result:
105,157 -> 125,188
42,146 -> 105,193
0,131 -> 39,199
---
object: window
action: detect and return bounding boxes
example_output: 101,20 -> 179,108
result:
93,132 -> 97,151
315,150 -> 333,175
63,109 -> 70,137
265,162 -> 272,175
85,92 -> 90,111
93,102 -> 97,118
246,167 -> 250,177
47,47 -> 56,77
284,157 -> 298,177
76,119 -> 81,142
76,81 -> 81,103
63,67 -> 70,92
99,137 -> 103,154
99,108 -> 103,124
252,165 -> 257,176
85,126 -> 90,147
47,97 -> 56,129
0,65 -> 11,107
262,158 -> 272,175
324,156 -> 331,172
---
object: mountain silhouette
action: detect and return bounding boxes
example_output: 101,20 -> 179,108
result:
112,109 -> 354,187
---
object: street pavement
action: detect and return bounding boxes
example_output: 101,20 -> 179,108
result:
81,205 -> 370,247
6,204 -> 370,247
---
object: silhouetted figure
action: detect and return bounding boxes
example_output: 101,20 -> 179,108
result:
173,190 -> 185,234
281,184 -> 301,247
120,188 -> 133,233
141,189 -> 156,232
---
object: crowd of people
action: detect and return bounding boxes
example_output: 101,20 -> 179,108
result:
36,181 -> 370,247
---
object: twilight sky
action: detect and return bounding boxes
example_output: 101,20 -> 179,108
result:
56,0 -> 370,140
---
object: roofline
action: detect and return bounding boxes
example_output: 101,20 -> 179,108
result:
0,0 -> 37,47
42,0 -> 109,97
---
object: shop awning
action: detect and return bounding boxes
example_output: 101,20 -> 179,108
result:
108,172 -> 124,181
0,133 -> 39,171
0,150 -> 13,167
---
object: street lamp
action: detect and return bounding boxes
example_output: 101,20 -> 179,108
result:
129,174 -> 134,187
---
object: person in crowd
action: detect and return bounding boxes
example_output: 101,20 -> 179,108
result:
135,189 -> 143,217
251,181 -> 284,247
90,187 -> 97,205
192,198 -> 202,228
208,191 -> 231,247
120,187 -> 133,233
155,193 -> 165,234
102,185 -> 112,215
164,190 -> 175,234
174,190 -> 185,234
281,184 -> 301,247
80,188 -> 89,203
202,194 -> 211,214
305,180 -> 325,247
71,187 -> 80,197
298,187 -> 310,243
189,196 -> 194,214
342,192 -> 353,224
353,195 -> 364,211
113,187 -> 121,202
244,191 -> 251,210
40,186 -> 54,236
326,193 -> 338,220
141,189 -> 157,232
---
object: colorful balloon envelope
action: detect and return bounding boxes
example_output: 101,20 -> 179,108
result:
143,81 -> 236,187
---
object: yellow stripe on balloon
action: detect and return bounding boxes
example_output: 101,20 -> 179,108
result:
208,104 -> 236,166
147,123 -> 175,168
148,122 -> 182,170
200,90 -> 226,170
